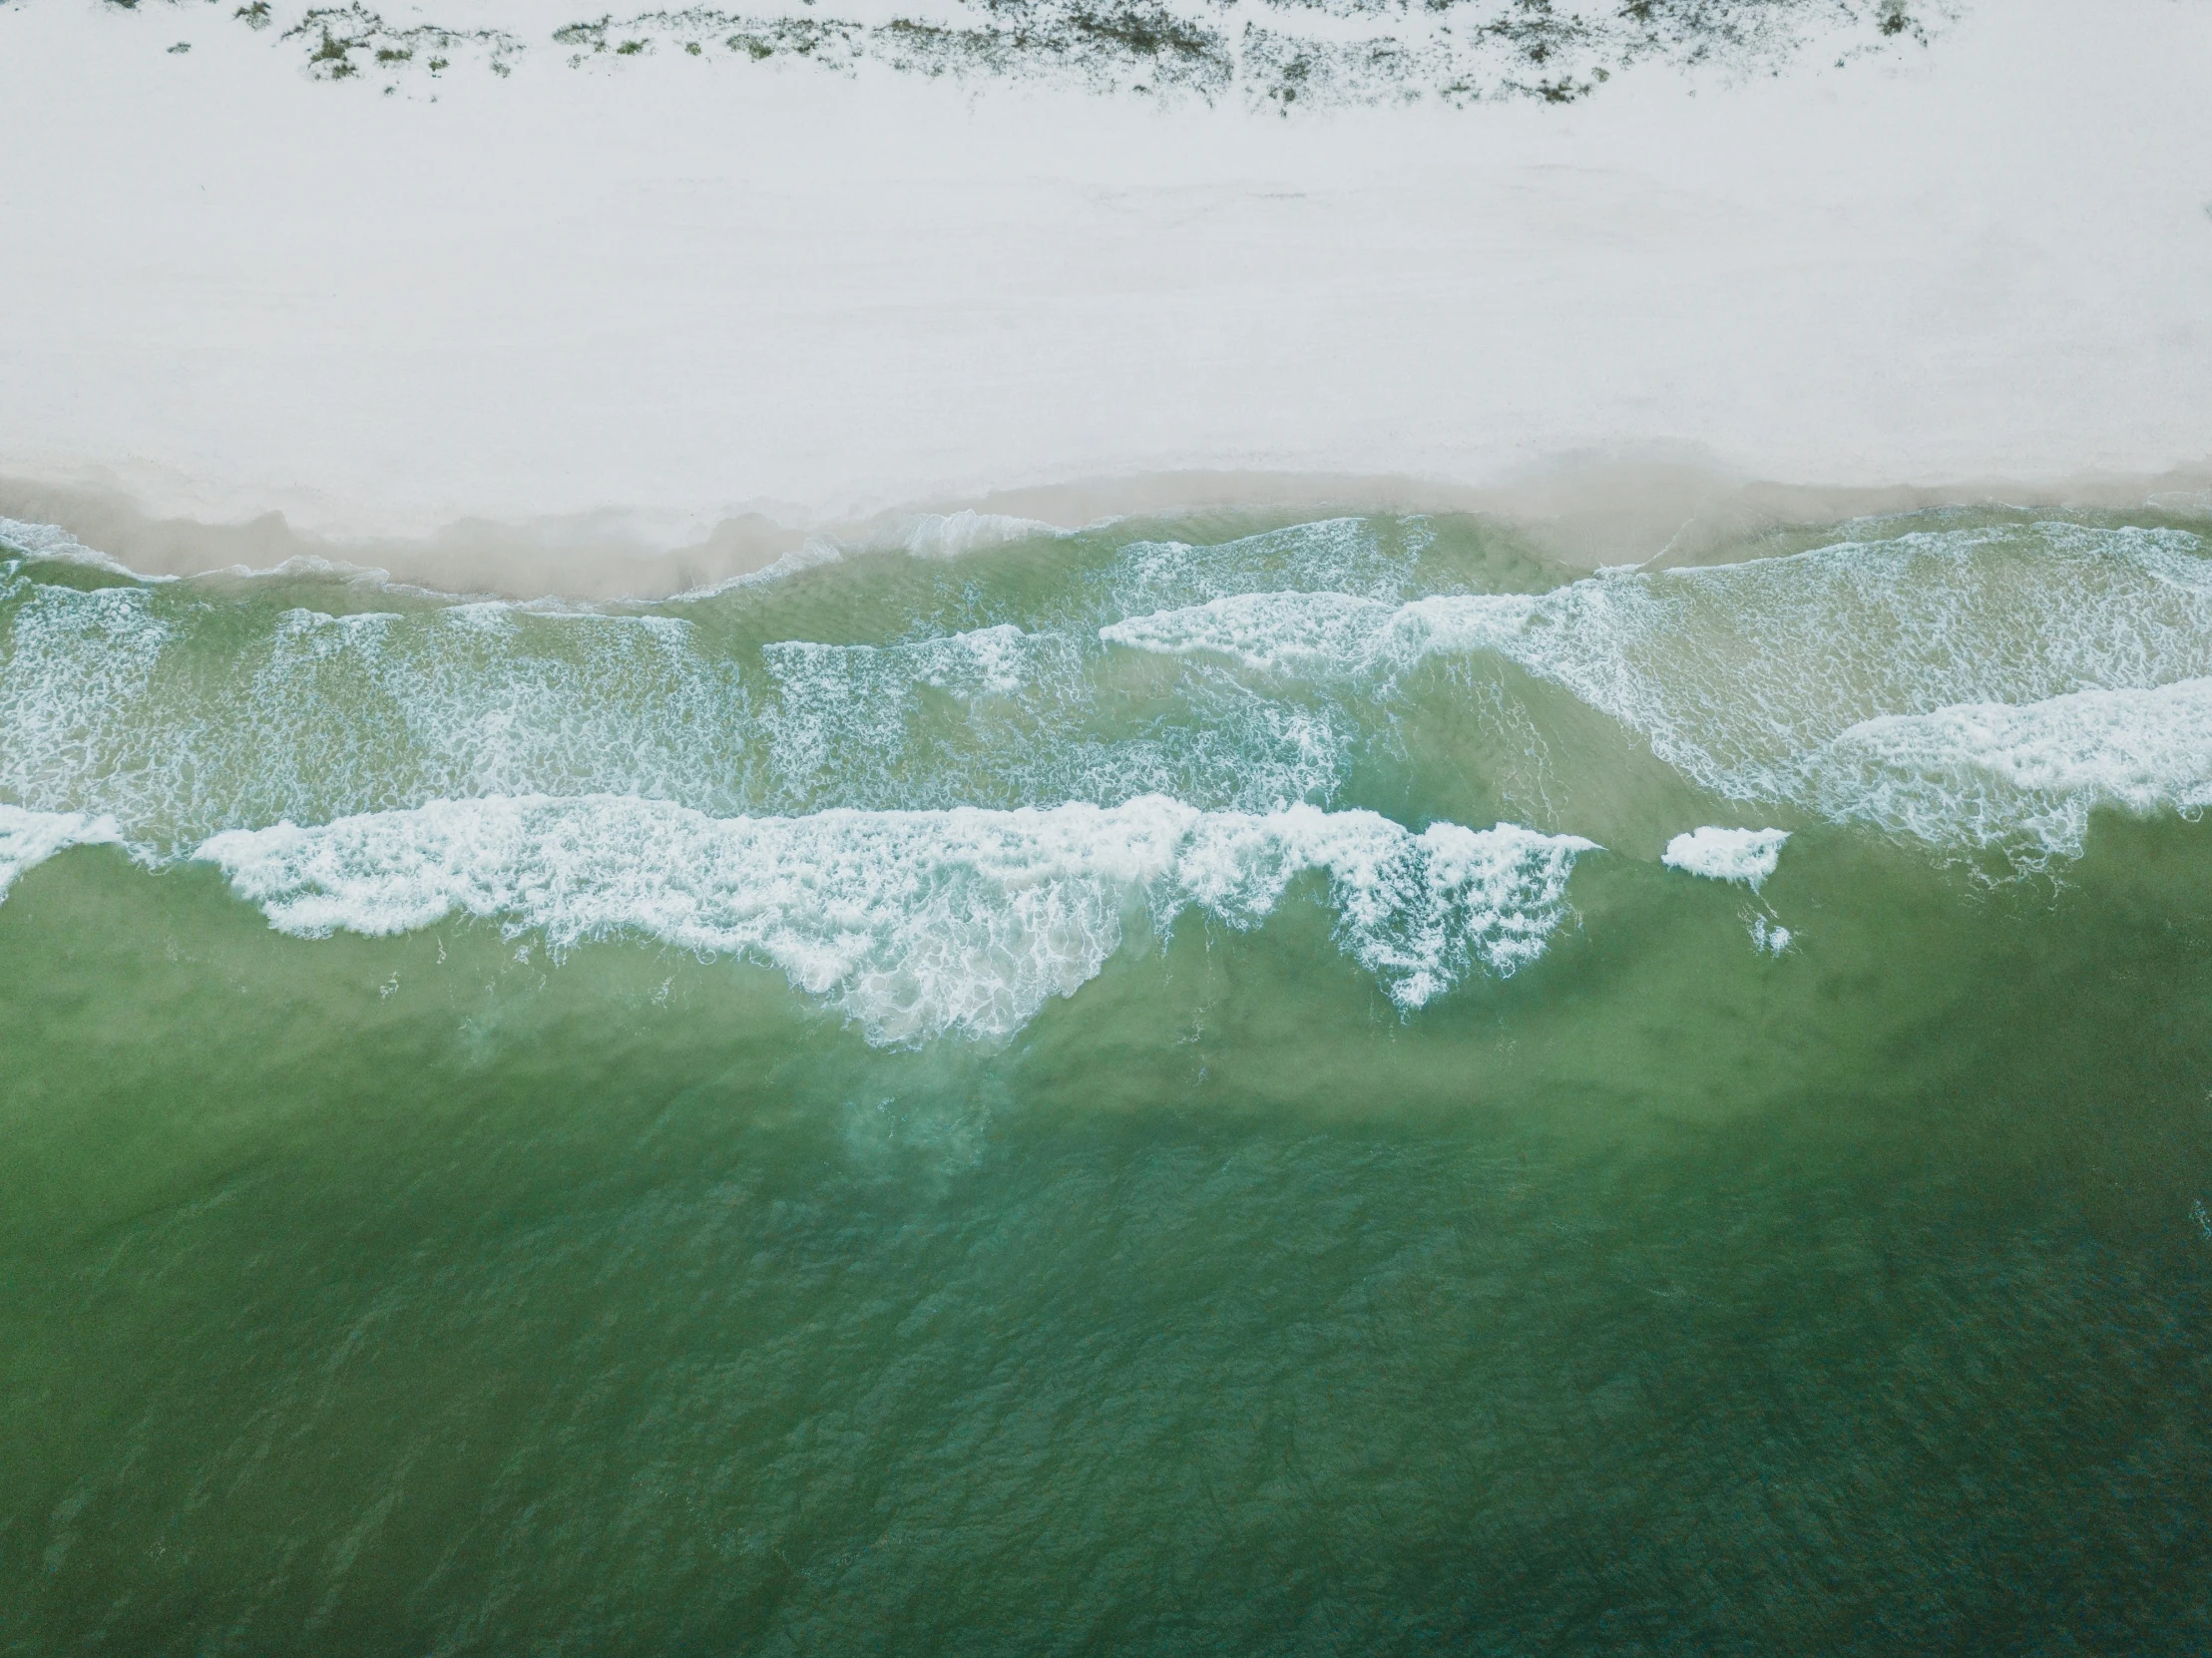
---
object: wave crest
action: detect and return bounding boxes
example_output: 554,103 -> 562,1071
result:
196,796 -> 1595,1043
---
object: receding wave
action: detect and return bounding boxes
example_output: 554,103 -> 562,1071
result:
1100,521 -> 2212,859
0,515 -> 1431,844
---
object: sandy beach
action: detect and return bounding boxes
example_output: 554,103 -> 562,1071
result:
3,0 -> 2210,591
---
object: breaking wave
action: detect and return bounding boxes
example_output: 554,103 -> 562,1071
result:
1100,521 -> 2212,860
0,804 -> 125,904
6,508 -> 2211,1034
1812,676 -> 2212,860
198,796 -> 1595,1043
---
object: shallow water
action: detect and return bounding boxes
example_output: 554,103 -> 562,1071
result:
4,507 -> 2211,1650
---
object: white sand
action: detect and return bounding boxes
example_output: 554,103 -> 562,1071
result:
2,0 -> 2208,587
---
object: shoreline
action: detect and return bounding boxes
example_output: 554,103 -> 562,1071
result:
8,460 -> 2211,600
5,0 -> 2210,595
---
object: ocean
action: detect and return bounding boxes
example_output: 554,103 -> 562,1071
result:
4,506 -> 2210,1650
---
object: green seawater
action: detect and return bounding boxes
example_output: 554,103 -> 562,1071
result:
3,508 -> 2211,1650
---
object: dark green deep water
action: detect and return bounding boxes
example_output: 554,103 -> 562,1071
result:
3,509 -> 2211,1651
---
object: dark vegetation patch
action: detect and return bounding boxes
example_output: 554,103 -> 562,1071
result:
281,2 -> 523,79
553,1 -> 1235,88
190,0 -> 1947,105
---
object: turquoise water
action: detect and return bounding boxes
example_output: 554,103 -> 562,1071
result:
4,508 -> 2211,1650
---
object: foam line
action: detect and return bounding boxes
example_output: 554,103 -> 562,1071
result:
0,518 -> 167,582
0,805 -> 125,904
3,516 -> 1422,843
14,518 -> 2212,873
1102,523 -> 2212,860
1814,676 -> 2212,861
1662,827 -> 1790,889
196,795 -> 1596,1043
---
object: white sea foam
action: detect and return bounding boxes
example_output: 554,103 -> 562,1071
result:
0,579 -> 175,815
1662,827 -> 1790,889
898,511 -> 1062,560
11,517 -> 2211,875
1100,589 -> 1538,676
0,519 -> 164,581
1462,526 -> 2212,807
0,577 -> 761,839
1102,591 -> 1389,673
0,515 -> 1425,845
0,805 -> 125,903
1101,524 -> 2212,859
1811,677 -> 2212,861
195,795 -> 1595,1043
761,616 -> 1357,813
767,623 -> 1069,707
763,623 -> 1096,805
0,550 -> 1365,840
1100,518 -> 1427,621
